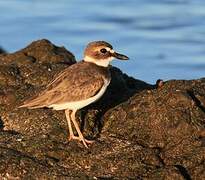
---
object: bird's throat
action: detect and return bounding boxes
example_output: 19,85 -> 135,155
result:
84,56 -> 113,67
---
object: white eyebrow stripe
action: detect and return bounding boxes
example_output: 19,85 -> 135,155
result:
110,49 -> 115,53
105,47 -> 111,51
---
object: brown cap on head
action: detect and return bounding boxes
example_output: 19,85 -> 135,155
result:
84,40 -> 129,61
84,41 -> 113,59
85,41 -> 113,52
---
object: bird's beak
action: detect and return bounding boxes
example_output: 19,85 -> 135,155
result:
112,51 -> 129,60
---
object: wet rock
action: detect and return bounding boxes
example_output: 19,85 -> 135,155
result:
0,39 -> 204,179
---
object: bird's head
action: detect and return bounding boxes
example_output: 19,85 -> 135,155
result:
84,41 -> 129,67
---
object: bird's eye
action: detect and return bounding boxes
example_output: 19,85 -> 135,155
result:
100,48 -> 107,54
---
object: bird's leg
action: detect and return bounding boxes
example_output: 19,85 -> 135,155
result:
70,110 -> 94,148
65,109 -> 78,141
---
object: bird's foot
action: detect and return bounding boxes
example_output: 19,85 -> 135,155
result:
68,135 -> 79,141
68,135 -> 94,148
80,137 -> 94,148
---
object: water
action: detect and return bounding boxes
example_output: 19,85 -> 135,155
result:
0,0 -> 205,83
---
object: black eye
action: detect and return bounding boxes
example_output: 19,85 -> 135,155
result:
100,48 -> 107,54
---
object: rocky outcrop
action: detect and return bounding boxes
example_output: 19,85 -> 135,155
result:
0,39 -> 204,179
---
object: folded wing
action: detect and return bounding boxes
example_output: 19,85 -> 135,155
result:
20,62 -> 105,109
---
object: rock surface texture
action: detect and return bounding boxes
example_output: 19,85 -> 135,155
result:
0,39 -> 204,179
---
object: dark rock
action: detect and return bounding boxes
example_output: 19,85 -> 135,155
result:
0,39 -> 204,179
0,47 -> 6,54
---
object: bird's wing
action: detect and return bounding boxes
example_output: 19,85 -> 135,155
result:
20,62 -> 105,109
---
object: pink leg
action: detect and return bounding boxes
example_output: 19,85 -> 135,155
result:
65,109 -> 78,141
70,110 -> 94,148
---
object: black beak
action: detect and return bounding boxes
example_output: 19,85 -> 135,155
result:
112,52 -> 129,60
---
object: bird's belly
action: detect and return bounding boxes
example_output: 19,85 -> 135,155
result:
49,79 -> 110,110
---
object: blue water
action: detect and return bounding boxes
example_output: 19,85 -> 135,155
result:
0,0 -> 205,83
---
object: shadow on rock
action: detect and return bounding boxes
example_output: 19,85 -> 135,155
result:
0,117 -> 4,130
80,66 -> 154,138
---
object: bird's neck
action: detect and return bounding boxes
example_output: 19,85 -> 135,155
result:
84,56 -> 113,67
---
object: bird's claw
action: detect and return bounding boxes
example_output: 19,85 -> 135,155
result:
68,135 -> 94,148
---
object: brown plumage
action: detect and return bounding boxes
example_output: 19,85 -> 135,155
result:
20,61 -> 110,109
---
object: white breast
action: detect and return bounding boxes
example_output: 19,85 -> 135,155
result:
49,79 -> 110,110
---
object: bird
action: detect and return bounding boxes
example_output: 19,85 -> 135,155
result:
19,41 -> 129,148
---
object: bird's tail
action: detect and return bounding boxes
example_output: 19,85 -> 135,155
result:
18,94 -> 48,109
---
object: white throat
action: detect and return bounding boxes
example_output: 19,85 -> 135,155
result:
84,56 -> 113,67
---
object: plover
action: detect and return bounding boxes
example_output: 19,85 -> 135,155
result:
20,41 -> 129,148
